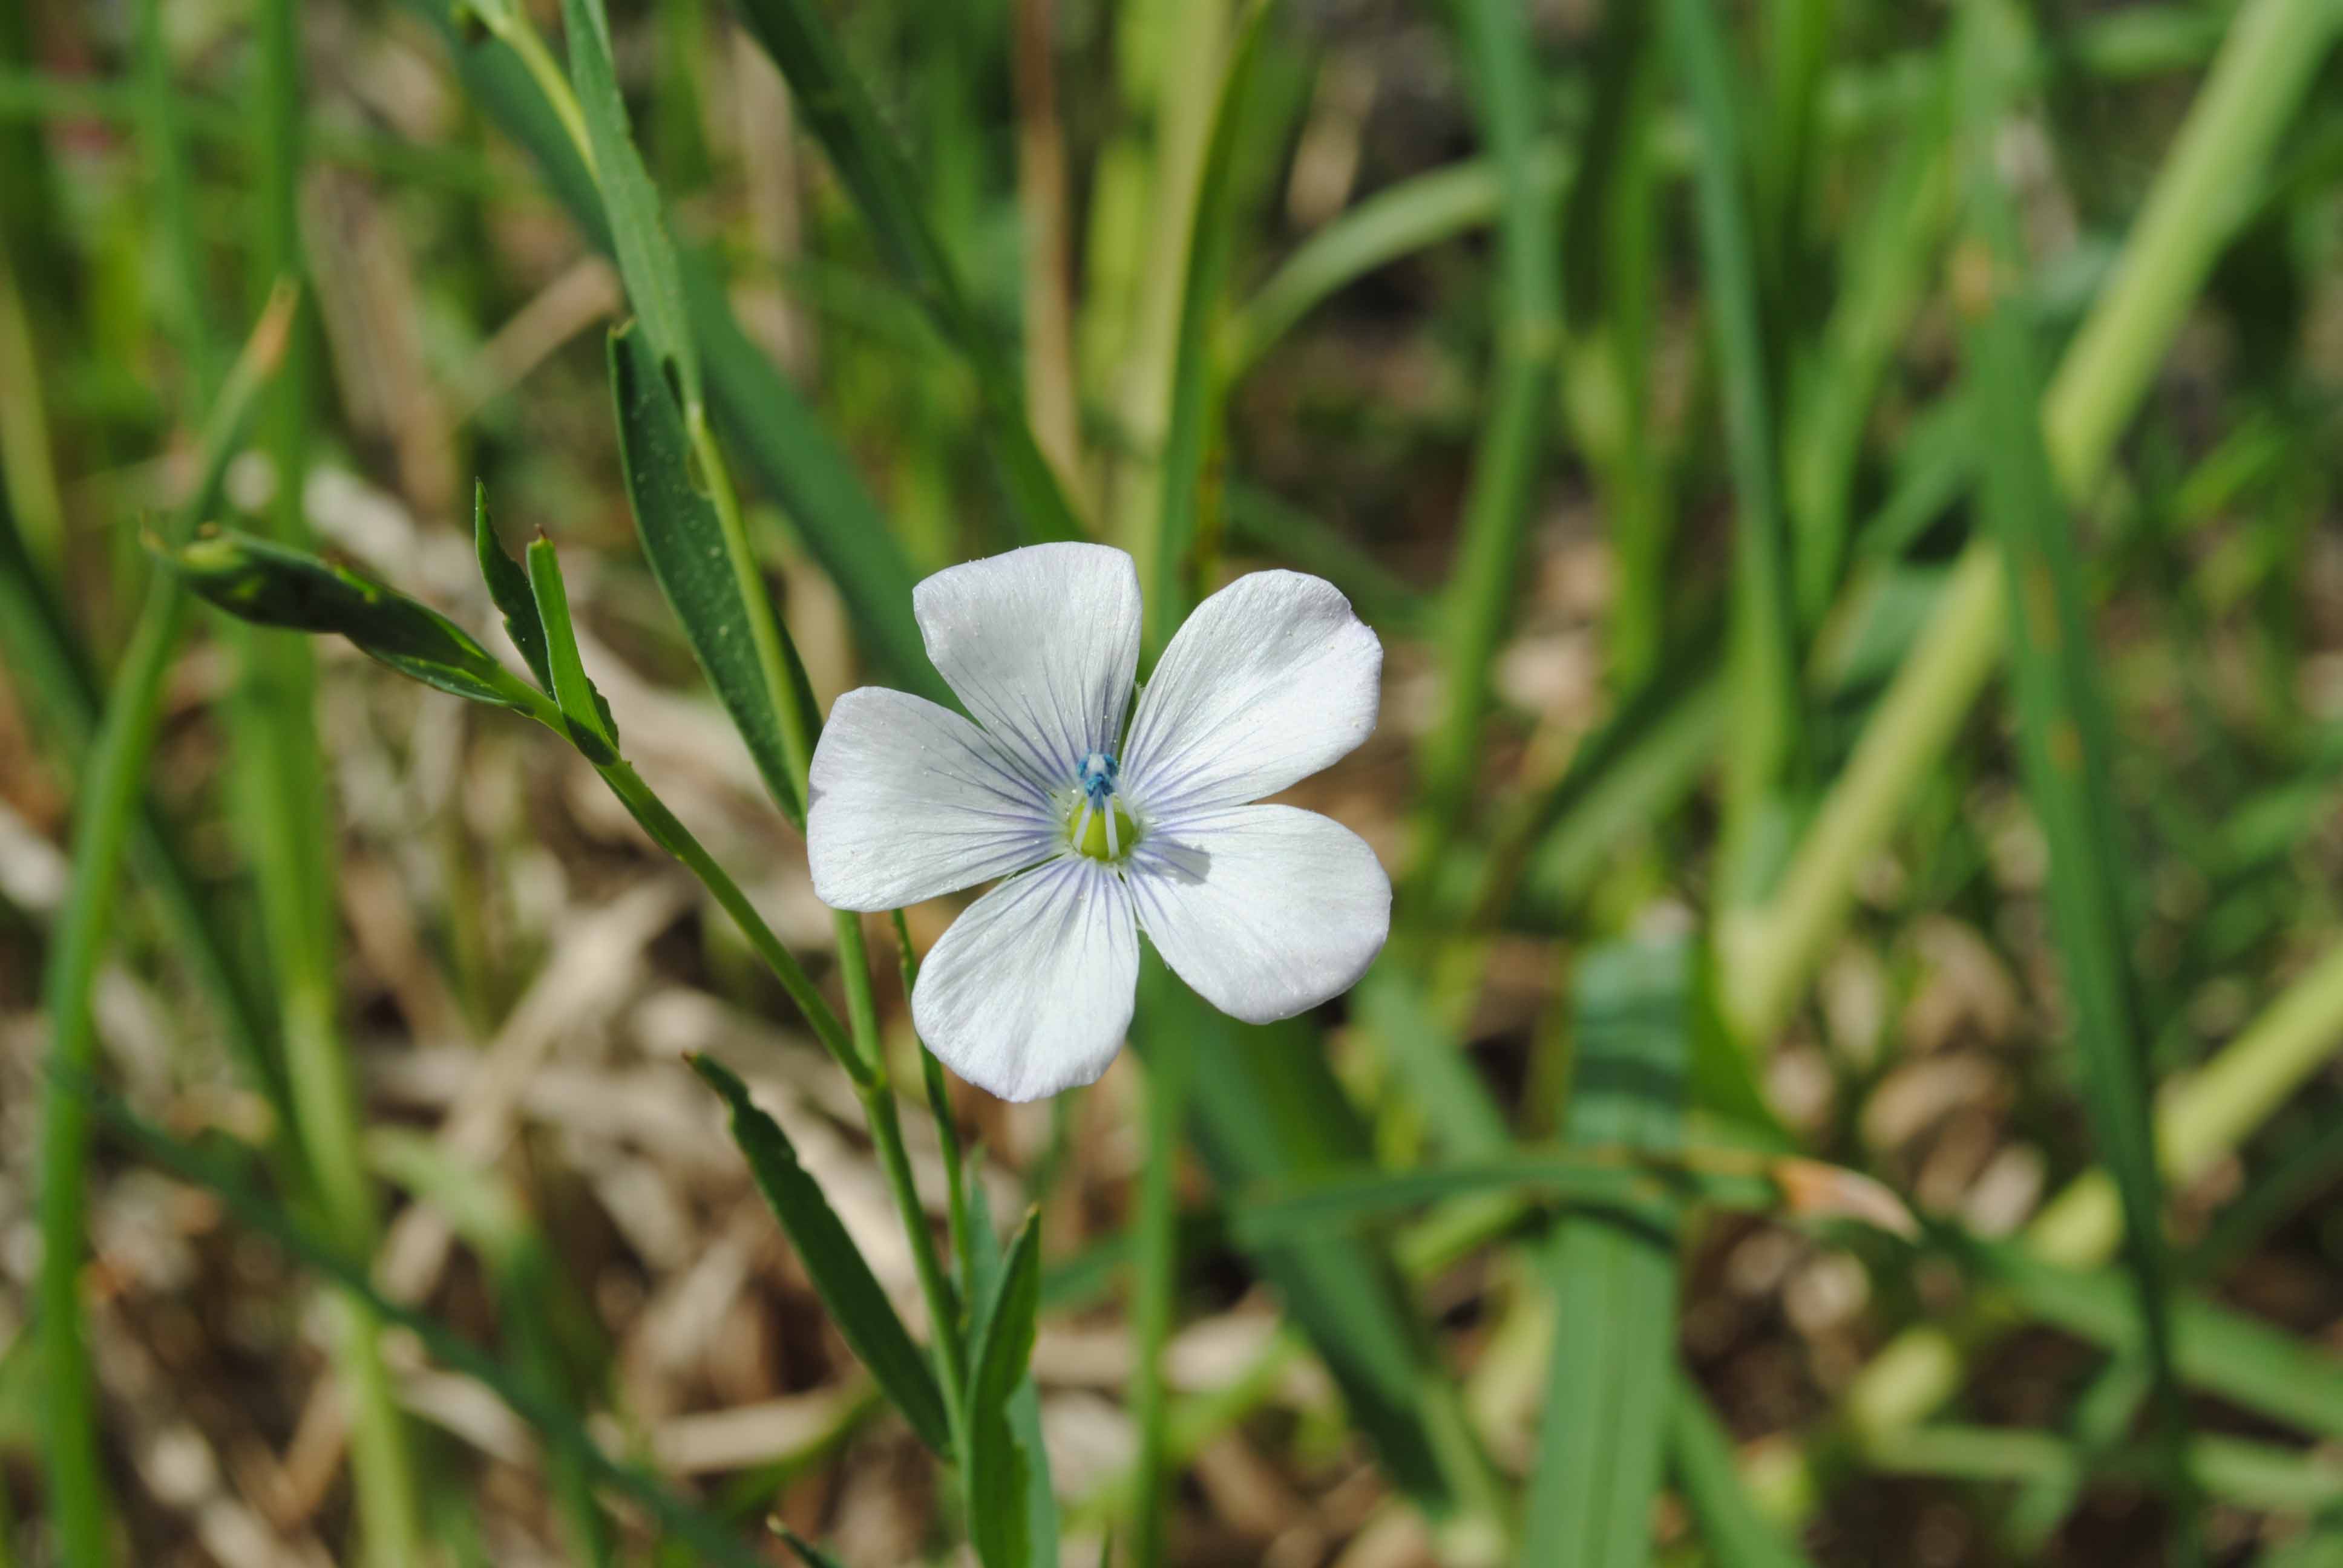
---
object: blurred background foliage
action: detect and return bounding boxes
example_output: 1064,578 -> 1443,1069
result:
3,0 -> 2343,1563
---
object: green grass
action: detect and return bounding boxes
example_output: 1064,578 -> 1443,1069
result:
8,0 -> 2343,1563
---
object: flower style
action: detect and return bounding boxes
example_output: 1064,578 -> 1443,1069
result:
807,543 -> 1390,1100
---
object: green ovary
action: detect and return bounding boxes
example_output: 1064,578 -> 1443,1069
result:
1070,803 -> 1140,862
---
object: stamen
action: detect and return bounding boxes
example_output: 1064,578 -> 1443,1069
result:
1069,750 -> 1138,863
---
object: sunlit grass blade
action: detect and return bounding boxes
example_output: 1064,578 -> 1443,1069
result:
1666,0 -> 1804,901
965,1177 -> 1061,1567
692,1056 -> 955,1457
85,1086 -> 776,1568
610,322 -> 808,824
36,286 -> 294,1567
729,0 -> 1085,544
1144,0 -> 1273,656
1523,935 -> 1692,1568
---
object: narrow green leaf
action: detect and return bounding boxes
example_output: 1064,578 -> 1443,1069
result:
727,0 -> 1083,544
408,0 -> 945,702
1523,935 -> 1692,1568
474,481 -> 552,693
689,1055 -> 953,1457
1668,1374 -> 1817,1568
523,534 -> 621,762
609,322 -> 808,826
1667,0 -> 1804,899
1229,1156 -> 1790,1244
967,1207 -> 1043,1568
1961,50 -> 2195,1523
1135,959 -> 1467,1516
560,0 -> 697,410
1146,0 -> 1274,656
168,529 -> 549,719
965,1180 -> 1063,1567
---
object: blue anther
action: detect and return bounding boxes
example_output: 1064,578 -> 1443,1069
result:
1078,750 -> 1119,808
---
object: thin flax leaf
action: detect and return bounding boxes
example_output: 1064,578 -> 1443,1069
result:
609,322 -> 808,825
560,0 -> 698,410
691,1056 -> 955,1457
407,0 -> 945,703
475,482 -> 553,693
966,1208 -> 1044,1568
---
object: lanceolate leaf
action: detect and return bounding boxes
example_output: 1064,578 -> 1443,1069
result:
405,0 -> 945,704
474,482 -> 552,693
965,1178 -> 1063,1568
609,322 -> 808,826
167,530 -> 548,718
560,0 -> 697,411
689,1056 -> 953,1457
966,1209 -> 1044,1568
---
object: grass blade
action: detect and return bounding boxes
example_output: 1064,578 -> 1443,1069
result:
1135,959 -> 1486,1524
36,289 -> 293,1566
728,0 -> 1085,544
1522,934 -> 1693,1568
1145,0 -> 1273,655
1961,59 -> 2195,1532
1414,0 -> 1563,851
690,1055 -> 955,1457
1666,0 -> 1804,900
1669,1374 -> 1817,1568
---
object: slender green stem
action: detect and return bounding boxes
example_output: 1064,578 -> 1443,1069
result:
38,289 -> 294,1568
896,910 -> 975,1296
861,1084 -> 972,1426
597,757 -> 859,1070
1128,1043 -> 1193,1568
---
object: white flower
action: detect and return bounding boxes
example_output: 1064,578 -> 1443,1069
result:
807,543 -> 1390,1101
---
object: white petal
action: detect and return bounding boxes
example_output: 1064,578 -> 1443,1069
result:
1125,805 -> 1389,1024
807,688 -> 1058,912
911,857 -> 1138,1101
913,543 -> 1141,795
1122,570 -> 1380,816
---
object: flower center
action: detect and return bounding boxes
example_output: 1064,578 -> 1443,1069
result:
1069,750 -> 1138,862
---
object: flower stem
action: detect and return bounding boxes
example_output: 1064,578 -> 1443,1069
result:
592,755 -> 859,1071
1129,1042 -> 1193,1568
